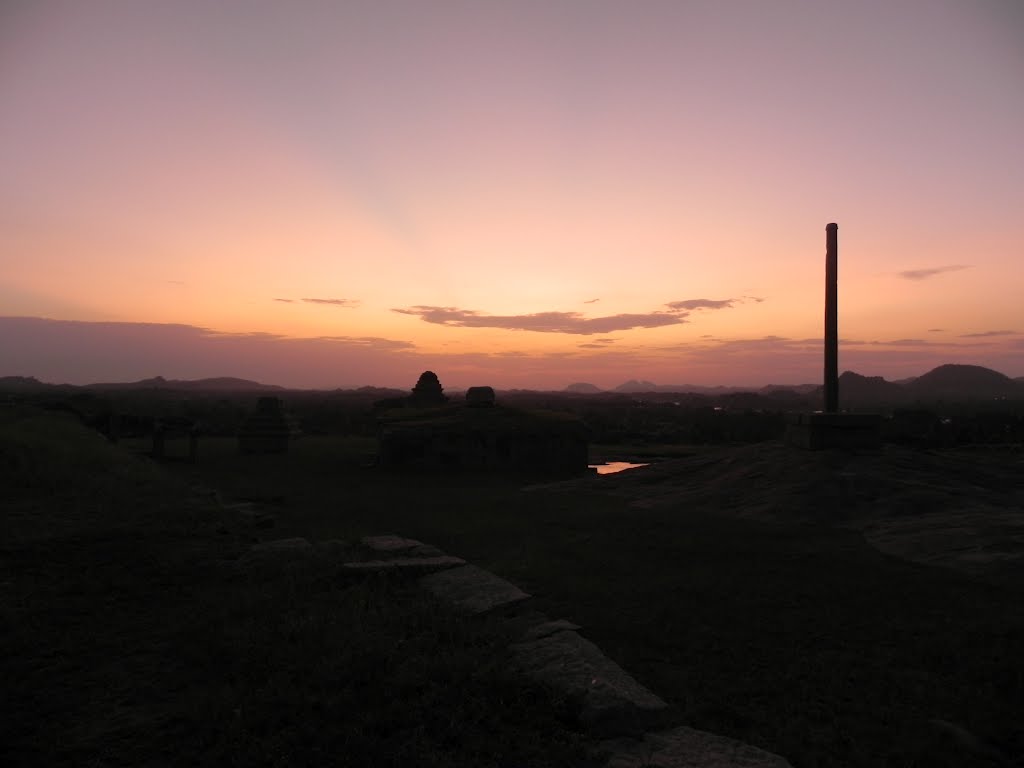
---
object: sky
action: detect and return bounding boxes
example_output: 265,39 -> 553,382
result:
2,0 -> 1022,390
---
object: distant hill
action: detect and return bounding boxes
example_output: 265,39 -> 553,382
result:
613,380 -> 743,394
906,364 -> 1021,399
614,379 -> 660,393
601,364 -> 1023,404
759,383 -> 819,396
834,364 -> 1022,406
611,380 -> 816,396
84,376 -> 285,392
838,371 -> 906,405
352,386 -> 407,396
565,382 -> 603,394
0,376 -> 54,391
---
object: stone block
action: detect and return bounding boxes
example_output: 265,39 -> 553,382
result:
360,535 -> 444,557
599,725 -> 793,767
521,618 -> 583,641
343,556 -> 466,574
418,564 -> 531,615
510,629 -> 668,737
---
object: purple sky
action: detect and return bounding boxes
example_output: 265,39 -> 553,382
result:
2,1 -> 1022,388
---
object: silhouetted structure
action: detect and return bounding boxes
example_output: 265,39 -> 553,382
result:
152,416 -> 199,462
465,386 -> 496,407
409,371 -> 449,407
378,387 -> 589,475
825,222 -> 839,412
238,396 -> 300,454
786,223 -> 882,450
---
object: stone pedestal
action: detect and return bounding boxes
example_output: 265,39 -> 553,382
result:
785,412 -> 882,450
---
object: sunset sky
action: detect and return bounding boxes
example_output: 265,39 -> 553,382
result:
2,0 -> 1022,389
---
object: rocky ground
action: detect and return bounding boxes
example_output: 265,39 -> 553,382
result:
537,443 -> 1024,584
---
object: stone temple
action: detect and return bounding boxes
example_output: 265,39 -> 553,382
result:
408,370 -> 449,407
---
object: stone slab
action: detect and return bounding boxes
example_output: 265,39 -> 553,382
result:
510,629 -> 668,737
250,537 -> 311,553
343,556 -> 466,574
418,564 -> 531,615
599,725 -> 793,767
237,509 -> 275,528
360,535 -> 444,557
522,618 -> 582,641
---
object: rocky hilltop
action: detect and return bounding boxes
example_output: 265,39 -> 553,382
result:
540,442 -> 1024,584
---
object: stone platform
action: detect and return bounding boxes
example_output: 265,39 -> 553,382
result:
785,412 -> 882,450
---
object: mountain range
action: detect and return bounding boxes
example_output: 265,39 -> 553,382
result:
0,375 -> 284,393
566,364 -> 1024,402
1,364 -> 1021,402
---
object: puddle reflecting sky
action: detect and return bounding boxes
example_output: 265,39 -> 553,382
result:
589,462 -> 649,475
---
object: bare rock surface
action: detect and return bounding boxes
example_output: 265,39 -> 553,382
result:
249,537 -> 311,553
316,538 -> 352,552
343,555 -> 466,574
419,564 -> 531,615
237,509 -> 276,528
860,506 -> 1024,573
360,535 -> 444,557
599,725 -> 793,767
533,443 -> 1024,579
522,618 -> 583,641
510,629 -> 668,737
221,501 -> 257,512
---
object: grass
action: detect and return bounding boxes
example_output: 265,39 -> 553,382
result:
6,414 -> 1024,766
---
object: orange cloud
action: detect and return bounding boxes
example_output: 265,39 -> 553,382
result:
898,265 -> 971,280
392,298 -> 744,335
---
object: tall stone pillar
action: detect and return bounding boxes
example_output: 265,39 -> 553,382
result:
786,222 -> 881,449
824,223 -> 839,413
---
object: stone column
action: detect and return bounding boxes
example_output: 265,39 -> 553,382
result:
824,223 -> 839,413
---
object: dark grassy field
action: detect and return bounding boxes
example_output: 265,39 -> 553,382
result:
163,434 -> 1024,767
4,411 -> 1023,766
0,410 -> 599,767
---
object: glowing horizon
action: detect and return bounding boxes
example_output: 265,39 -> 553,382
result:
2,1 -> 1022,389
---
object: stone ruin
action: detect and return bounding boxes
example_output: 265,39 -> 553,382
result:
465,386 -> 496,407
237,396 -> 301,454
378,377 -> 589,475
408,370 -> 449,407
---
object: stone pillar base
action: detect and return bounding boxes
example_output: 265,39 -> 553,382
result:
785,412 -> 882,450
